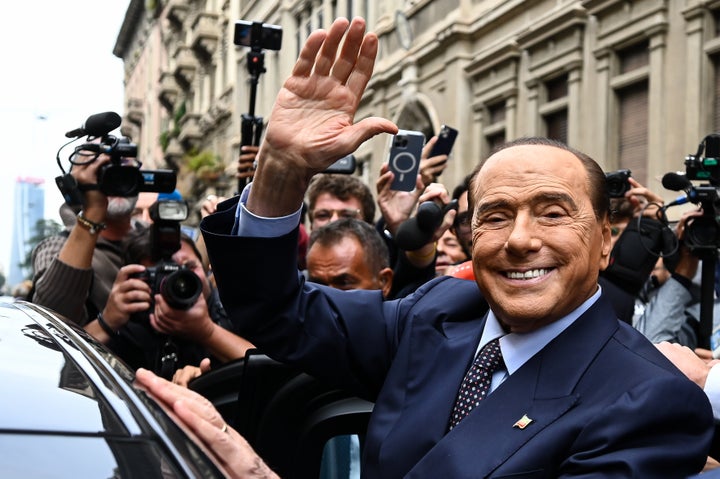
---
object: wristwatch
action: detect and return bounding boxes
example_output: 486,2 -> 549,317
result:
76,211 -> 107,235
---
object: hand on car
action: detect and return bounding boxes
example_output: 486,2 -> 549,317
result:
135,368 -> 279,479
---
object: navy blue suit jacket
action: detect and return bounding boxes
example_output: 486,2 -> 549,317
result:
201,198 -> 713,478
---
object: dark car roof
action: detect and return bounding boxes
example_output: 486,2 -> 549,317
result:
0,300 -> 225,478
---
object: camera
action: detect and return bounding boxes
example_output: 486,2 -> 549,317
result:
132,198 -> 203,310
605,169 -> 632,198
234,20 -> 282,50
57,112 -> 177,203
134,261 -> 202,311
91,135 -> 176,197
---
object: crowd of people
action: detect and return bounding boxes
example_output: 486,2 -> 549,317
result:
26,15 -> 720,478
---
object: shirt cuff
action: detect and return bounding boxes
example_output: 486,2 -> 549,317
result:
704,363 -> 720,421
231,182 -> 303,237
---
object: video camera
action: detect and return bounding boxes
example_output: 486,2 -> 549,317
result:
55,112 -> 176,205
662,134 -> 720,254
661,133 -> 720,349
133,198 -> 203,311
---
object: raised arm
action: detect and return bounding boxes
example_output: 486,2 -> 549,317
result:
247,17 -> 397,218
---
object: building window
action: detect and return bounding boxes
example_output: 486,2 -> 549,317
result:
488,102 -> 505,124
484,101 -> 506,152
619,42 -> 649,74
615,42 -> 649,184
714,9 -> 720,37
541,74 -> 568,144
617,81 -> 649,183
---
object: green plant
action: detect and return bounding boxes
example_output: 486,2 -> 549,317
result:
159,130 -> 170,152
186,150 -> 219,172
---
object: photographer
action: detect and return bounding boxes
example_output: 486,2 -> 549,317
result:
634,209 -> 714,349
85,227 -> 254,379
31,140 -> 140,326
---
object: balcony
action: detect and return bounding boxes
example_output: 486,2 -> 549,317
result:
190,12 -> 220,61
200,86 -> 233,130
173,44 -> 198,88
178,112 -> 202,147
158,71 -> 180,111
165,0 -> 189,29
124,97 -> 144,126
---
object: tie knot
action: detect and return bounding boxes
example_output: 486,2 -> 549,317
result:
477,337 -> 503,372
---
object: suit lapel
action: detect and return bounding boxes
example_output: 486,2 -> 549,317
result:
405,296 -> 620,478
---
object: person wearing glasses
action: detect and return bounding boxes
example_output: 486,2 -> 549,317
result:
306,173 -> 376,230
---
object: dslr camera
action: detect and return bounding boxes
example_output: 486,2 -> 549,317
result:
605,169 -> 632,198
134,260 -> 202,311
133,199 -> 203,311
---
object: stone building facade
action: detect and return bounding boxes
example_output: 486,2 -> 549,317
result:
114,0 -> 720,221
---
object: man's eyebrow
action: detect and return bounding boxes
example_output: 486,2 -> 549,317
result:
475,199 -> 511,215
475,192 -> 578,214
537,192 -> 578,211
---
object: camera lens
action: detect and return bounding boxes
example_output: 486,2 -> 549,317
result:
160,269 -> 203,310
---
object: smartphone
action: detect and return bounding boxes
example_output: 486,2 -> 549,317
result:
388,130 -> 425,191
324,154 -> 356,174
234,20 -> 283,50
429,125 -> 458,158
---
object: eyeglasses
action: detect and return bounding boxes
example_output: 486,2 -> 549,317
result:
311,208 -> 362,222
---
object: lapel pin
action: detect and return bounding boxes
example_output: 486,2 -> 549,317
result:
513,414 -> 533,430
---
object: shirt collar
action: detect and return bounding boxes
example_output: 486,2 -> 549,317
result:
480,285 -> 602,375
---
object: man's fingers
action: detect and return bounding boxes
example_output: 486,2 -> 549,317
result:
314,17 -> 351,77
330,17 -> 365,83
292,30 -> 328,77
345,117 -> 398,153
345,31 -> 379,99
136,369 -> 225,427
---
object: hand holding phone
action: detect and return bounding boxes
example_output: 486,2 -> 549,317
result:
429,125 -> 458,158
388,130 -> 425,191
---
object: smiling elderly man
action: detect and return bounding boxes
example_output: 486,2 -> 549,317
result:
137,17 -> 713,478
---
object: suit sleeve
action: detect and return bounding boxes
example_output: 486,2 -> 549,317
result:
200,203 -> 418,400
559,374 -> 712,478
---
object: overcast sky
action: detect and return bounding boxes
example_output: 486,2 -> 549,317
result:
0,1 -> 130,281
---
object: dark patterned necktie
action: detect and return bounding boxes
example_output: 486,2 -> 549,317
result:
449,338 -> 504,430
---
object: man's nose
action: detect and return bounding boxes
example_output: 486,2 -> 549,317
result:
506,215 -> 541,253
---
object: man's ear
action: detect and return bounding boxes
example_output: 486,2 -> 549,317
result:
599,220 -> 612,270
378,267 -> 394,299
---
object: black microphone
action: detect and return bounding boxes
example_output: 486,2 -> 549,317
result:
65,111 -> 122,138
395,200 -> 458,251
661,172 -> 692,192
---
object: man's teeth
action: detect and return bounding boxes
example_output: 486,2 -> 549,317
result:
506,269 -> 548,279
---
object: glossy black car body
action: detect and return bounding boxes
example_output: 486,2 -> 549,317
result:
0,300 -> 225,478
